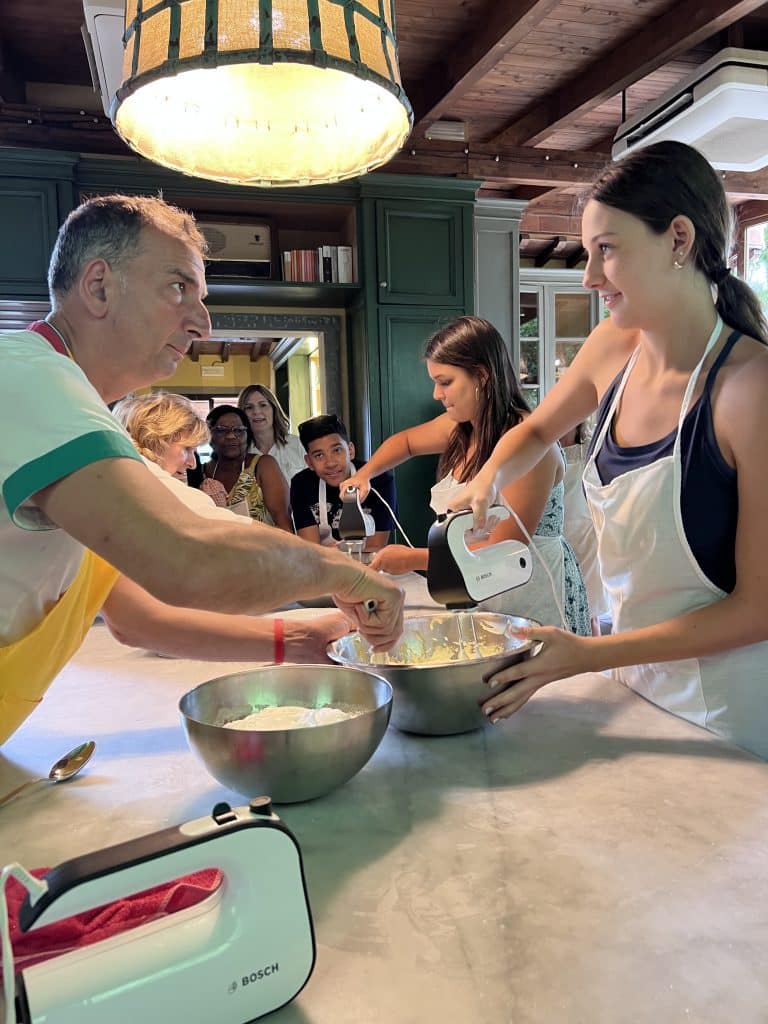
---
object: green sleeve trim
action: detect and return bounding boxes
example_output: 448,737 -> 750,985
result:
4,431 -> 142,525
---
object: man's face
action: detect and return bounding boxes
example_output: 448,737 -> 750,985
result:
105,227 -> 210,396
304,433 -> 355,486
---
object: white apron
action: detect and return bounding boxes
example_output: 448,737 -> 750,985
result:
583,318 -> 768,757
429,475 -> 566,629
562,442 -> 607,618
318,478 -> 375,546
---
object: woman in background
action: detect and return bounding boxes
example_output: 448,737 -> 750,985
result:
108,392 -> 349,662
238,384 -> 307,481
114,391 -> 206,481
345,316 -> 590,636
201,404 -> 293,531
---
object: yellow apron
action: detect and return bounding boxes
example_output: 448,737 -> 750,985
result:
0,551 -> 119,745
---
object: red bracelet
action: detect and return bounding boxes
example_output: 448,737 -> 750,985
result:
273,617 -> 285,665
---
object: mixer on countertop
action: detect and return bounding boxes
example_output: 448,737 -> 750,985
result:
2,800 -> 314,1024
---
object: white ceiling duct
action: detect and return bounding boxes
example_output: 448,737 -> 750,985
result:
612,48 -> 768,172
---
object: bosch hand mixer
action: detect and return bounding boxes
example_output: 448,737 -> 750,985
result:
426,504 -> 534,609
1,800 -> 314,1024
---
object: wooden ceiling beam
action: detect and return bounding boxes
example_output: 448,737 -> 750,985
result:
566,246 -> 587,269
250,342 -> 261,362
407,0 -> 562,128
386,142 -> 609,188
533,236 -> 568,267
490,0 -> 767,148
723,168 -> 768,201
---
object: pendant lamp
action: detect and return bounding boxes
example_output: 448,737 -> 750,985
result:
112,0 -> 413,187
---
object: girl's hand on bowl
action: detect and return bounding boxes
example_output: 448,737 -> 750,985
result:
480,626 -> 596,722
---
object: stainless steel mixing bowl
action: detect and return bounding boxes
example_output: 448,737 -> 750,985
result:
179,665 -> 392,803
327,612 -> 540,736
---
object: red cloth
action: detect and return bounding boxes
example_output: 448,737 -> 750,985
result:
3,868 -> 222,970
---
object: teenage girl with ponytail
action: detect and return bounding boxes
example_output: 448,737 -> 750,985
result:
455,140 -> 768,758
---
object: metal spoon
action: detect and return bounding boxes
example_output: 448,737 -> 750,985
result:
0,740 -> 96,809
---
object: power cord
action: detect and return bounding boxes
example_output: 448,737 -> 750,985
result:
369,483 -> 567,630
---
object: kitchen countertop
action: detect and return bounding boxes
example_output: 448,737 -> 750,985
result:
2,579 -> 767,1023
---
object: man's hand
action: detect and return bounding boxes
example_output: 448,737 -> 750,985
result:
331,567 -> 404,651
284,612 -> 353,663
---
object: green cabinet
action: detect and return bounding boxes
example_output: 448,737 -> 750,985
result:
375,201 -> 466,306
0,150 -> 77,300
357,176 -> 479,545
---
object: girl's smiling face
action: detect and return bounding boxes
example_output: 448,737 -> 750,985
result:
581,199 -> 683,329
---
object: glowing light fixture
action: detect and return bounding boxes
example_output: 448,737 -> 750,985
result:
112,0 -> 413,186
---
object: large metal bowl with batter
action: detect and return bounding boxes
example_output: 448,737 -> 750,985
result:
179,665 -> 392,803
327,611 -> 540,736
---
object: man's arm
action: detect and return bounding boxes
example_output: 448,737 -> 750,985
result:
36,458 -> 403,648
102,573 -> 349,663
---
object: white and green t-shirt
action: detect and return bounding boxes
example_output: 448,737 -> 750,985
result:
0,329 -> 141,644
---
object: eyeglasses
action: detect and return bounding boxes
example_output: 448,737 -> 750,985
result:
211,426 -> 247,437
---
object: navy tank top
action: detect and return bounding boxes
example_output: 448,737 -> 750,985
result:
590,330 -> 740,593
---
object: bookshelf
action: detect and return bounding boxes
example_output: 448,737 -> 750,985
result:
205,278 -> 361,308
182,194 -> 359,299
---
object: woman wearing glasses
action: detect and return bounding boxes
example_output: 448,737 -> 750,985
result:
201,405 -> 293,531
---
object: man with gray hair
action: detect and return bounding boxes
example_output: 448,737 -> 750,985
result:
0,194 -> 404,745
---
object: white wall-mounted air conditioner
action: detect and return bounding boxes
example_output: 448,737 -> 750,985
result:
612,48 -> 768,172
81,0 -> 125,117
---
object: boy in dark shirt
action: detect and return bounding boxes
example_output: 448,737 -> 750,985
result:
291,414 -> 397,552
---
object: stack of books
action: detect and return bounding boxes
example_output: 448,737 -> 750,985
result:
281,245 -> 354,284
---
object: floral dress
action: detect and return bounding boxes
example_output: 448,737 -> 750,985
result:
534,480 -> 591,636
227,455 -> 272,525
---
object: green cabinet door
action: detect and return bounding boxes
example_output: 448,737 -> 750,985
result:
375,201 -> 465,306
0,178 -> 61,298
377,306 -> 462,547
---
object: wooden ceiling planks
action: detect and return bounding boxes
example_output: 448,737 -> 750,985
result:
0,0 -> 767,201
407,0 -> 563,127
490,0 -> 768,147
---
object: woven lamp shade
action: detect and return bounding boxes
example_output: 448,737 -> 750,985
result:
112,0 -> 413,186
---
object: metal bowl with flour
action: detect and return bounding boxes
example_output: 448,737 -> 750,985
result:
328,612 -> 540,736
179,665 -> 392,803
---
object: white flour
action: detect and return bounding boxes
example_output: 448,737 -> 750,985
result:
222,705 -> 358,730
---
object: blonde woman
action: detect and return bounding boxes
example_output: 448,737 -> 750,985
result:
113,392 -> 206,481
105,392 -> 349,662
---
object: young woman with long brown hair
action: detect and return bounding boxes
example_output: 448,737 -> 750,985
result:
456,141 -> 768,757
345,315 -> 590,636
